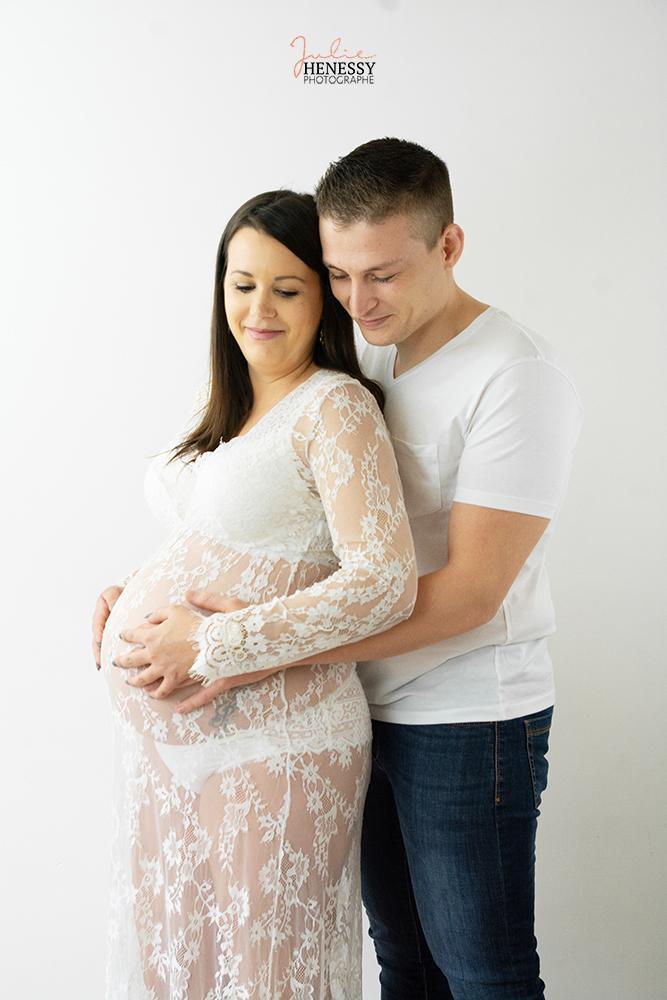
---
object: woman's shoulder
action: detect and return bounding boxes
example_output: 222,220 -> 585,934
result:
308,366 -> 377,400
300,368 -> 379,416
293,368 -> 384,440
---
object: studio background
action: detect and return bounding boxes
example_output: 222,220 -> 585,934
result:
1,1 -> 664,997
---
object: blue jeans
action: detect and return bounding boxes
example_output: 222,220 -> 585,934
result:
361,707 -> 553,999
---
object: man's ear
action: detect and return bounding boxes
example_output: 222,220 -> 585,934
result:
441,223 -> 465,270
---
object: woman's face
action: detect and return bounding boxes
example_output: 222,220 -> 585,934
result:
224,226 -> 324,380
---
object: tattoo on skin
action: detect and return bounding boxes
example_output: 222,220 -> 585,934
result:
209,691 -> 238,733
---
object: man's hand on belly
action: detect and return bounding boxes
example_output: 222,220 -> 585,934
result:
167,589 -> 301,713
173,667 -> 282,714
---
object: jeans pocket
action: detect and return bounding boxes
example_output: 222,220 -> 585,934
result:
524,710 -> 553,810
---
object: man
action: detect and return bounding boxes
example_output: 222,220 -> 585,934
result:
95,139 -> 582,998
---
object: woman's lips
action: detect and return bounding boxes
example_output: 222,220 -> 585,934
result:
245,326 -> 284,341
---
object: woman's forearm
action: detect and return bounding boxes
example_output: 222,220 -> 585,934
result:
287,565 -> 493,667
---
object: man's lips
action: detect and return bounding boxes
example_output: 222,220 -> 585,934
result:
357,315 -> 392,329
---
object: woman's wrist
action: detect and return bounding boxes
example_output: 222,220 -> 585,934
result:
187,613 -> 249,685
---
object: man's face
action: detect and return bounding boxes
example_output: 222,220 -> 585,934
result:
319,212 -> 451,347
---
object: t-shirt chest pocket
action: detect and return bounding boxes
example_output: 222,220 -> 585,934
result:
390,437 -> 442,519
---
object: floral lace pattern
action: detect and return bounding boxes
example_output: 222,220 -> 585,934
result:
187,376 -> 417,685
100,369 -> 417,998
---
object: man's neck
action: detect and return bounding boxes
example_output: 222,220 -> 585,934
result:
393,289 -> 489,379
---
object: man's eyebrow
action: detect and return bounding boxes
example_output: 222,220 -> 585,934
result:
323,258 -> 404,273
230,270 -> 306,282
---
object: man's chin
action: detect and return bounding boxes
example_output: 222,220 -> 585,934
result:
355,318 -> 399,347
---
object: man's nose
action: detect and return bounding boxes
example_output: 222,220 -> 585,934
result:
348,281 -> 378,320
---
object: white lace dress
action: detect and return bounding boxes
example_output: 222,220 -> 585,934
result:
100,368 -> 417,999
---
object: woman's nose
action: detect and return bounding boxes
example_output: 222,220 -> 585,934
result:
250,287 -> 277,317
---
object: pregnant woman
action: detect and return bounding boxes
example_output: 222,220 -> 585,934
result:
96,189 -> 417,999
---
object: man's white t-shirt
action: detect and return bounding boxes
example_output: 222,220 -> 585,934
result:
355,306 -> 583,724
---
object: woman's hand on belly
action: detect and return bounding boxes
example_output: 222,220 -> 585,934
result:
113,603 -> 205,698
113,592 -> 290,703
92,583 -> 124,669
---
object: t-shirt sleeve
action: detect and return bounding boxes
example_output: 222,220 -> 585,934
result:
452,359 -> 583,518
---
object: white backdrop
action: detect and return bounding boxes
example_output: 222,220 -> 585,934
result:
1,1 -> 665,997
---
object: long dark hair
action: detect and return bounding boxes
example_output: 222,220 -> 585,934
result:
170,189 -> 384,464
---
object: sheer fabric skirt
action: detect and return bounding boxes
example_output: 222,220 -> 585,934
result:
104,665 -> 372,1000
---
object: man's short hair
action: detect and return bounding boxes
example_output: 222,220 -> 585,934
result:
315,137 -> 454,249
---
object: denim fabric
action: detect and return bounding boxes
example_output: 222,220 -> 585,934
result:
361,708 -> 553,999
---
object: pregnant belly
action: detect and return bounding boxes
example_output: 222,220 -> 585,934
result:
98,531 -> 351,742
99,527 -> 249,711
100,568 -> 204,722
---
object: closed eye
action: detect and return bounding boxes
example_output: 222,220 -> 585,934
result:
233,284 -> 299,297
328,273 -> 397,283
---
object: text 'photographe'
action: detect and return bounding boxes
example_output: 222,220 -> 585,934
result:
290,35 -> 376,85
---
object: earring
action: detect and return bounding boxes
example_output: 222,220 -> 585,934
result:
318,329 -> 325,346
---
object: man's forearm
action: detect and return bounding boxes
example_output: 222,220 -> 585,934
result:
218,504 -> 547,680
178,569 -> 492,706
288,566 -> 494,667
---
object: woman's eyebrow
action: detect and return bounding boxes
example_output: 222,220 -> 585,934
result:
230,270 -> 306,283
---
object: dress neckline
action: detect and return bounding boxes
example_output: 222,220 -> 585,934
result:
221,367 -> 328,447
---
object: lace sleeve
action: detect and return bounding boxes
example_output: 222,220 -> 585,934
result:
188,379 -> 418,683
